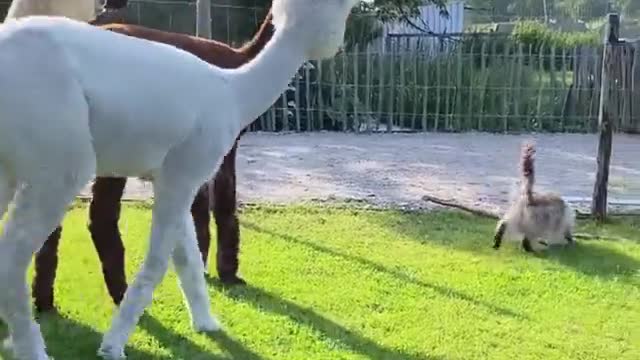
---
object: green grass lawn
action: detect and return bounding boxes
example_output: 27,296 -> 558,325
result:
1,203 -> 639,359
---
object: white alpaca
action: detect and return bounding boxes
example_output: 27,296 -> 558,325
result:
0,0 -> 358,359
1,0 -> 104,355
5,0 -> 103,22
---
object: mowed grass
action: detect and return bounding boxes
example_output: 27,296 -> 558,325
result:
1,203 -> 639,359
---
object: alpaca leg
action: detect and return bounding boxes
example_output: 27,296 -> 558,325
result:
0,169 -> 15,351
190,183 -> 211,270
88,177 -> 128,305
172,212 -> 219,332
564,230 -> 574,244
98,181 -> 213,359
32,226 -> 62,313
0,174 -> 15,313
564,231 -> 575,247
0,165 -> 16,317
492,220 -> 506,250
0,176 -> 92,360
522,237 -> 534,252
0,169 -> 15,219
213,144 -> 244,284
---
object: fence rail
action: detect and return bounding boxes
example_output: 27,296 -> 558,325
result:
250,36 -> 638,134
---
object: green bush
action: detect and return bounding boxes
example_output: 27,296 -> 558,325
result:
305,32 -> 602,133
313,48 -> 560,133
511,21 -> 600,49
460,21 -> 600,73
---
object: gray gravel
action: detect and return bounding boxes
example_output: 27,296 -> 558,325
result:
81,132 -> 640,214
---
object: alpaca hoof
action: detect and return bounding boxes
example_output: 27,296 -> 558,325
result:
112,295 -> 124,307
4,335 -> 50,360
97,345 -> 126,360
193,315 -> 221,333
522,241 -> 534,253
34,301 -> 56,314
219,274 -> 246,286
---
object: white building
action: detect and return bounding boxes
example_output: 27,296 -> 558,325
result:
368,1 -> 466,54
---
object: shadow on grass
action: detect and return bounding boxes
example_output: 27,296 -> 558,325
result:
378,211 -> 640,284
542,242 -> 640,284
1,311 -> 260,360
579,217 -> 640,244
1,311 -> 158,360
138,313 -> 263,360
241,221 -> 526,320
206,276 -> 445,360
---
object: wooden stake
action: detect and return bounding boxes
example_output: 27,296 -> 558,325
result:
591,13 -> 621,221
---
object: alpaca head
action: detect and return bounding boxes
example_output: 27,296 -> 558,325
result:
271,0 -> 359,60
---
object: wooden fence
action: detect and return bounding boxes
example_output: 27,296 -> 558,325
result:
1,0 -> 637,134
251,36 -> 639,134
592,14 -> 639,219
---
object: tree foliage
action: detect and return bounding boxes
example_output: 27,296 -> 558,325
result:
231,0 -> 448,23
467,0 -> 638,21
363,0 -> 447,22
212,1 -> 450,47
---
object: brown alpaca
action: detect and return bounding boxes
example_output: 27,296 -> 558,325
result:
31,7 -> 274,313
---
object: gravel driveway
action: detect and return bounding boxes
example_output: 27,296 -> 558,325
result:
81,132 -> 640,214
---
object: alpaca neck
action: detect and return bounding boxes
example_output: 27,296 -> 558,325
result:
227,24 -> 306,129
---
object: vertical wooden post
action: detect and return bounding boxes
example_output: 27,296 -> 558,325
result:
421,51 -> 430,131
410,44 -> 419,130
387,42 -> 396,133
316,60 -> 324,130
455,40 -> 463,131
196,0 -> 212,39
376,44 -> 384,131
502,42 -> 513,133
353,44 -> 360,132
591,13 -> 620,221
294,69 -> 301,132
398,40 -> 406,130
364,45 -> 372,133
340,52 -> 348,132
535,43 -> 546,131
304,62 -> 312,131
477,41 -> 488,131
